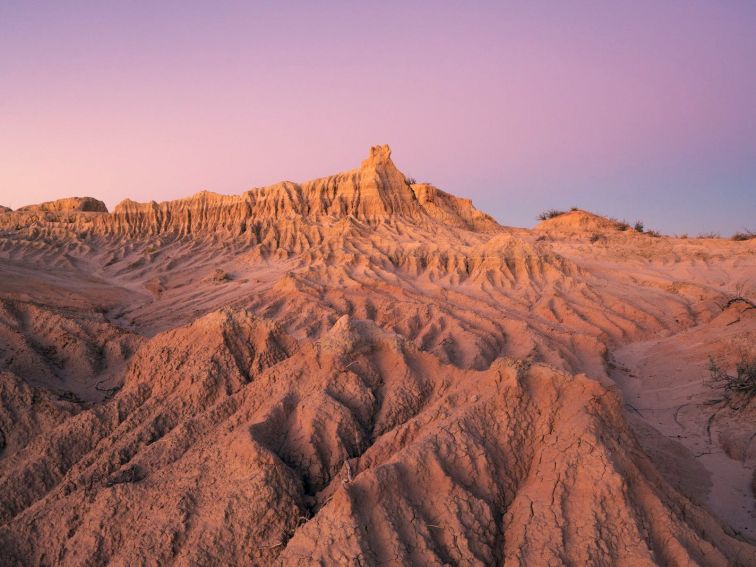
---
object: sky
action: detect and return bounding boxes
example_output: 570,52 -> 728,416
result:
1,1 -> 755,234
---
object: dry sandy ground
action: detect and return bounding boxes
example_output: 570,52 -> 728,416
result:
610,309 -> 755,539
0,146 -> 754,565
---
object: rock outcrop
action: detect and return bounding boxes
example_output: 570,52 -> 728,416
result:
1,146 -> 499,238
16,197 -> 107,213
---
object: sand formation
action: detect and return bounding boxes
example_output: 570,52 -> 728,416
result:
0,146 -> 754,565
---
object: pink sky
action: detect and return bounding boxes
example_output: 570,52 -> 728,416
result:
1,1 -> 754,233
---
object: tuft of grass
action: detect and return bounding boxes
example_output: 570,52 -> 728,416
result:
405,177 -> 417,185
646,229 -> 662,238
708,356 -> 756,409
589,233 -> 602,243
633,221 -> 644,233
697,232 -> 721,239
537,209 -> 566,221
615,220 -> 630,231
570,206 -> 579,211
732,230 -> 755,242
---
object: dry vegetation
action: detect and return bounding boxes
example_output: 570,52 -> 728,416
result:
537,208 -> 566,220
708,356 -> 756,408
732,230 -> 755,241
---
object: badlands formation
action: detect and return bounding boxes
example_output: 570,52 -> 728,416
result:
0,145 -> 754,566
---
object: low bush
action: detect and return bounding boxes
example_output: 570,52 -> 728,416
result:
708,356 -> 756,409
732,230 -> 755,241
537,209 -> 566,221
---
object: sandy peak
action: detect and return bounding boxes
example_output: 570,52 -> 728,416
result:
360,144 -> 394,169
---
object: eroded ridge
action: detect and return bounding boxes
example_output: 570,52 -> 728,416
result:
0,146 -> 754,565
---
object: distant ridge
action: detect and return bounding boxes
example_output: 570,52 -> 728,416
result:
2,145 -> 500,236
16,197 -> 107,214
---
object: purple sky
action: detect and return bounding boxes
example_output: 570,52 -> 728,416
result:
1,1 -> 755,234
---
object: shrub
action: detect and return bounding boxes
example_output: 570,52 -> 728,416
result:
210,269 -> 230,282
537,209 -> 566,221
589,233 -> 602,243
570,206 -> 579,211
718,283 -> 755,312
405,177 -> 417,185
697,232 -> 721,239
646,230 -> 662,238
708,356 -> 756,408
633,221 -> 644,233
615,221 -> 630,231
732,230 -> 755,242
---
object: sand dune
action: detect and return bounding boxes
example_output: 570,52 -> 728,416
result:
0,147 -> 753,565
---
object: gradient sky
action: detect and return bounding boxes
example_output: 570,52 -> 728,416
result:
1,1 -> 755,234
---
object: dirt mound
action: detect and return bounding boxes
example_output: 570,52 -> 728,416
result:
0,299 -> 141,400
16,197 -> 108,213
535,209 -> 628,233
410,183 -> 500,232
0,146 -> 754,565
